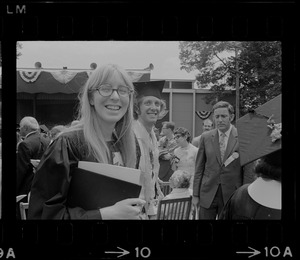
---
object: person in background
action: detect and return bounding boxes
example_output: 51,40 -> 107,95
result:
153,127 -> 160,141
192,101 -> 253,220
220,94 -> 281,220
158,121 -> 178,181
133,80 -> 166,219
28,64 -> 145,219
172,127 -> 198,189
192,118 -> 214,148
17,116 -> 50,196
49,125 -> 65,141
40,124 -> 50,139
163,170 -> 192,200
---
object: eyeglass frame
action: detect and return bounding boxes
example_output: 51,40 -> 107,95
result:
95,84 -> 133,97
174,134 -> 185,140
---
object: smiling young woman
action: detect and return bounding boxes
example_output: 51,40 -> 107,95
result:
27,64 -> 145,220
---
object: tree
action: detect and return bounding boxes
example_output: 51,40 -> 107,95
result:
17,42 -> 22,59
179,41 -> 282,116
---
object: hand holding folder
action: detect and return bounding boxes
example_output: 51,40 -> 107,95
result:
67,161 -> 142,211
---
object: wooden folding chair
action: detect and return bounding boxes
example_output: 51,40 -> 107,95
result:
156,196 -> 192,220
159,181 -> 172,196
19,202 -> 29,220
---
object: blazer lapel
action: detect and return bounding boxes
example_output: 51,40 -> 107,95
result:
211,129 -> 222,165
224,126 -> 238,161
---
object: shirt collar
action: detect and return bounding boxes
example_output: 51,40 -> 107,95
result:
218,124 -> 232,138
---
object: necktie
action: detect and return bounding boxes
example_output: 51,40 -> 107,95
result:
219,133 -> 226,162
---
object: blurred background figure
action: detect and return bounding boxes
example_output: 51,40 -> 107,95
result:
172,127 -> 198,189
49,125 -> 65,141
40,124 -> 50,139
162,170 -> 193,220
158,121 -> 178,181
17,116 -> 50,197
153,127 -> 160,141
220,94 -> 281,220
163,170 -> 192,200
192,118 -> 214,148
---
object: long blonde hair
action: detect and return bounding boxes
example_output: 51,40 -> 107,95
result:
70,64 -> 137,168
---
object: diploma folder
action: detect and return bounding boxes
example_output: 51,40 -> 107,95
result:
67,161 -> 142,210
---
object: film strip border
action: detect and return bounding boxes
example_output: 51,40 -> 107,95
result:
0,221 -> 295,258
0,3 -> 296,40
0,2 -> 297,260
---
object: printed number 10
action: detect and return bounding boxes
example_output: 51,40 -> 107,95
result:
135,247 -> 151,258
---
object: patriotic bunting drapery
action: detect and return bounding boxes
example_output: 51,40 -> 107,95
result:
50,70 -> 78,84
17,68 -> 151,94
19,70 -> 42,83
195,110 -> 212,120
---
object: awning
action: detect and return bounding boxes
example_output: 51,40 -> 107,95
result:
17,67 -> 151,94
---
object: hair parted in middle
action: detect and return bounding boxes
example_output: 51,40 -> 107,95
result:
68,64 -> 137,168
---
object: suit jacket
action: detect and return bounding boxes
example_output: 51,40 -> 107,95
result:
16,131 -> 50,196
193,126 -> 251,208
192,135 -> 202,148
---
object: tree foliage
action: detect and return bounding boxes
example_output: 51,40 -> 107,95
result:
17,42 -> 22,59
179,41 -> 282,116
0,42 -> 22,66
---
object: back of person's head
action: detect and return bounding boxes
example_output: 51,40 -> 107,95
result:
169,170 -> 191,189
78,64 -> 136,167
174,127 -> 191,143
212,101 -> 235,115
20,116 -> 39,131
255,149 -> 281,181
162,121 -> 175,132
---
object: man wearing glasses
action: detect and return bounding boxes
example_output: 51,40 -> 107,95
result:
158,121 -> 178,181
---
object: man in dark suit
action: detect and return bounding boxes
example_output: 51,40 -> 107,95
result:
17,116 -> 50,196
192,101 -> 252,220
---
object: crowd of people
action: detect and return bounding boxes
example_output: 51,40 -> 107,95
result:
15,63 -> 282,220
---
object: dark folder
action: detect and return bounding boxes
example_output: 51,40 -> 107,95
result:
67,167 -> 142,210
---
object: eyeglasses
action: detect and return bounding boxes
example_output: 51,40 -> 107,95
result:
95,84 -> 133,97
174,135 -> 183,139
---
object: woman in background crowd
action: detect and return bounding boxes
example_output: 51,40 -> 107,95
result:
172,127 -> 198,189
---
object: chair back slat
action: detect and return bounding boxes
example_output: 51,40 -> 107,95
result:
157,196 -> 192,220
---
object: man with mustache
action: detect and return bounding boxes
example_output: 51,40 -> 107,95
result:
192,101 -> 252,220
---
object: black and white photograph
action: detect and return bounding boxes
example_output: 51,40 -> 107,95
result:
16,41 -> 282,221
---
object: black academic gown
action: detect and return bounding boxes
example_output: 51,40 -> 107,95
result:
16,131 -> 50,196
219,184 -> 281,220
28,129 -> 122,220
